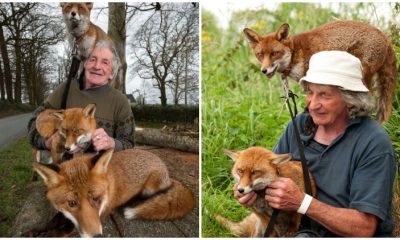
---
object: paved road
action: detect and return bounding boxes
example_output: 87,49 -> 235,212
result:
0,113 -> 32,150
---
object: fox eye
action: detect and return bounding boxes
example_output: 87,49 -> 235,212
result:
270,51 -> 279,57
72,128 -> 81,135
251,170 -> 258,175
256,52 -> 263,60
92,196 -> 101,204
237,169 -> 243,174
68,200 -> 78,208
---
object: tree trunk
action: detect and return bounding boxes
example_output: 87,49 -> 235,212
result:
0,25 -> 13,102
13,35 -> 22,103
160,81 -> 167,106
108,3 -> 127,94
184,48 -> 188,105
0,58 -> 5,100
174,75 -> 179,105
135,128 -> 198,153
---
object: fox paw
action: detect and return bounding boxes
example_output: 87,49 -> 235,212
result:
123,208 -> 137,219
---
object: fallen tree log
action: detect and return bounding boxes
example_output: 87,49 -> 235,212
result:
135,128 -> 199,153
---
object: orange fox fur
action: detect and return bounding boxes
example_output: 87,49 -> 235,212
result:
33,149 -> 195,237
35,104 -> 97,163
60,2 -> 115,61
244,20 -> 397,123
216,147 -> 316,237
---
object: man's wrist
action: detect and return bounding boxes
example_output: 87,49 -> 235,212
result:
297,194 -> 313,214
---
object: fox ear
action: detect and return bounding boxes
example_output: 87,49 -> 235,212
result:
243,28 -> 261,46
85,3 -> 93,10
272,153 -> 292,165
33,162 -> 62,188
51,111 -> 64,121
60,3 -> 65,8
276,23 -> 290,41
83,103 -> 96,118
223,149 -> 240,162
92,149 -> 113,175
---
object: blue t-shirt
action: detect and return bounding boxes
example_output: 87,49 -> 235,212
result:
274,112 -> 396,237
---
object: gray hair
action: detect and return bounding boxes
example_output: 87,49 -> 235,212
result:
340,89 -> 374,118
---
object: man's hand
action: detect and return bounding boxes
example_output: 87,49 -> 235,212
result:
233,184 -> 257,207
92,128 -> 115,151
264,177 -> 305,211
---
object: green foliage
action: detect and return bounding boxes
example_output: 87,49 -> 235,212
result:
202,2 -> 400,237
0,138 -> 32,236
132,104 -> 198,123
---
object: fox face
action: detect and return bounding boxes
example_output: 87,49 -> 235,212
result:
60,3 -> 93,37
53,104 -> 97,154
244,24 -> 292,78
224,147 -> 292,194
34,149 -> 114,237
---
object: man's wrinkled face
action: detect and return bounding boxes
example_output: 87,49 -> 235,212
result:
305,83 -> 349,127
84,48 -> 113,89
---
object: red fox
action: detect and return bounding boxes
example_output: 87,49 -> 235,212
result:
35,103 -> 97,163
33,148 -> 195,237
216,147 -> 316,237
60,2 -> 120,84
244,20 -> 397,123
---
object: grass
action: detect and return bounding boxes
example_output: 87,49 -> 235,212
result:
201,34 -> 302,236
0,137 -> 32,236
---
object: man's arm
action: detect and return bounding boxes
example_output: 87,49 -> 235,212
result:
113,98 -> 135,152
27,106 -> 47,150
265,177 -> 377,237
306,197 -> 377,237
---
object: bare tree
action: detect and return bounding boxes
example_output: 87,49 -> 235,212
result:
0,3 -> 64,104
131,3 -> 199,106
0,5 -> 14,102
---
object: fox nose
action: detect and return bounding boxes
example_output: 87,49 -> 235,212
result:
71,11 -> 76,17
65,146 -> 71,152
261,69 -> 267,74
238,188 -> 244,194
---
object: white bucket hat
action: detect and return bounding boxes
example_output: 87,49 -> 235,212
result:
299,51 -> 369,92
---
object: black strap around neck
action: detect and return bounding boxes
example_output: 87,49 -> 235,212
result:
61,55 -> 81,109
264,91 -> 314,237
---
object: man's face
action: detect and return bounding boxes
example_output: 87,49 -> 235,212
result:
305,83 -> 349,127
84,48 -> 113,89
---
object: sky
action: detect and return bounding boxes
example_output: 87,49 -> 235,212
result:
201,1 -> 279,29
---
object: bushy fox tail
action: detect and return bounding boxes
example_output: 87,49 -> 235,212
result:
376,43 -> 397,123
124,179 -> 194,220
215,213 -> 267,237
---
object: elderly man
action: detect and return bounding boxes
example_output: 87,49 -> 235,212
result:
235,51 -> 396,237
28,42 -> 134,154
